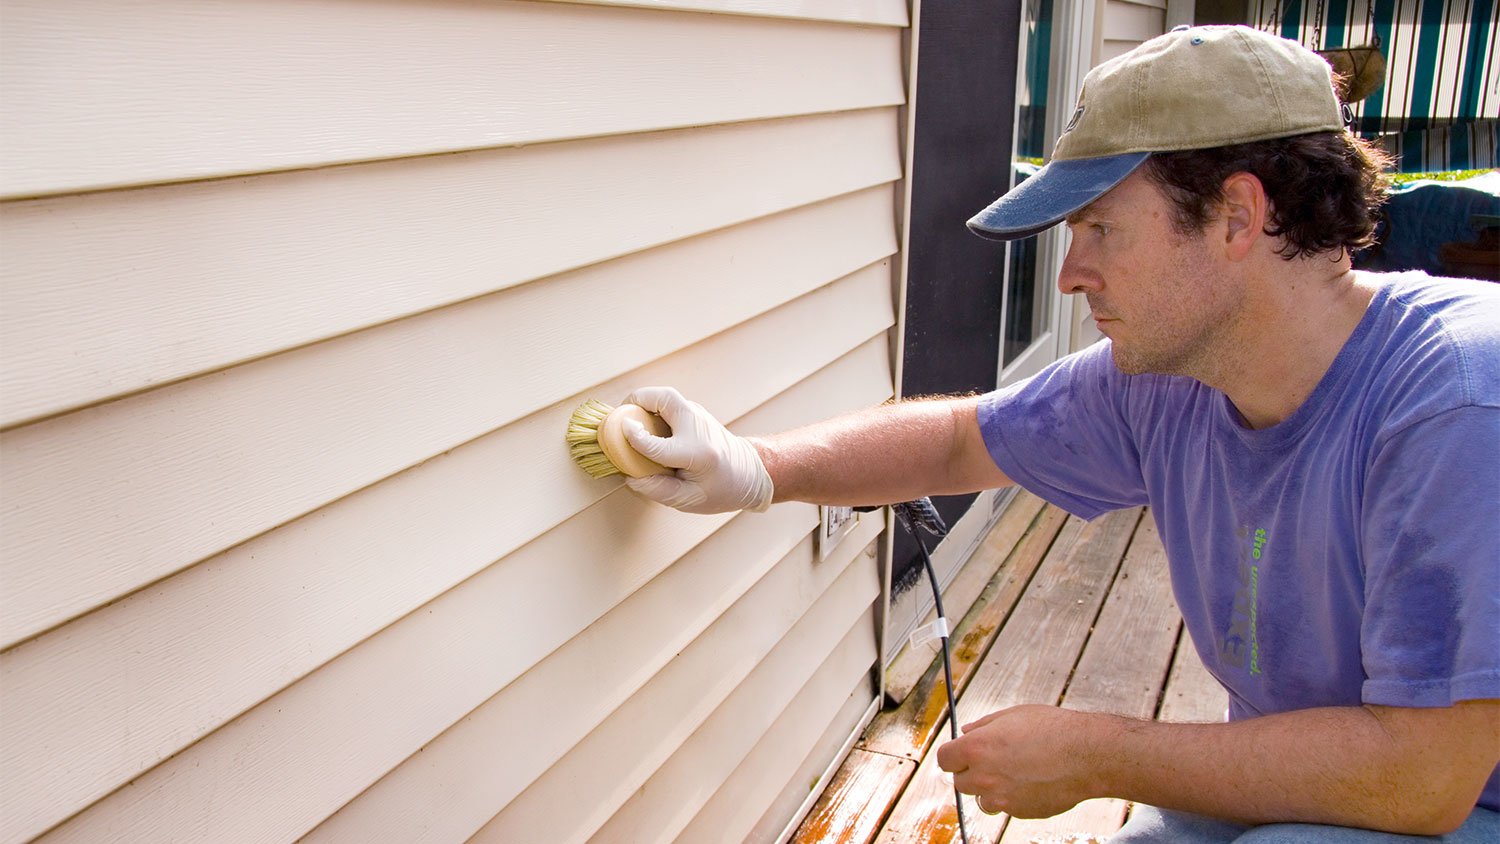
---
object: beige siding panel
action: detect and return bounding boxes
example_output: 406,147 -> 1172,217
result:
0,0 -> 905,198
1103,0 -> 1167,44
740,685 -> 879,844
472,529 -> 884,843
0,108 -> 901,428
30,350 -> 890,844
2,287 -> 895,843
538,0 -> 909,25
667,616 -> 879,844
301,340 -> 893,844
310,522 -> 879,844
300,504 -> 820,844
1101,39 -> 1140,64
0,186 -> 897,649
27,493 -> 725,844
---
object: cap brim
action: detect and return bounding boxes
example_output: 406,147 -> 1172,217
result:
966,152 -> 1151,241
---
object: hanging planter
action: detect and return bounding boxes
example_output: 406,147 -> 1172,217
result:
1317,40 -> 1386,104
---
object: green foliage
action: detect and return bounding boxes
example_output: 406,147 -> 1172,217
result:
1388,168 -> 1493,185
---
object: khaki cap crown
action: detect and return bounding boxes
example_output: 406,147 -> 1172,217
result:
1054,25 -> 1346,161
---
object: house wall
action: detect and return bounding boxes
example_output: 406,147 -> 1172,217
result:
1100,0 -> 1169,62
0,1 -> 909,841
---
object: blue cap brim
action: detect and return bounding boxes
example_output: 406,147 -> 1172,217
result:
966,152 -> 1151,241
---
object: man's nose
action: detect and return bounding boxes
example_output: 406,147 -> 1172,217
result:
1057,241 -> 1100,295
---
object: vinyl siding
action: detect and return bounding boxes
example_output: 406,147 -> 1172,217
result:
0,0 -> 905,200
0,1 -> 907,841
1102,0 -> 1168,62
692,676 -> 880,843
0,188 -> 897,649
0,109 -> 902,432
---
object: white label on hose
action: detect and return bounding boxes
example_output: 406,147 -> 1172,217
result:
911,618 -> 950,647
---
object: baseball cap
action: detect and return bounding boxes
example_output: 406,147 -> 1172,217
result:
968,25 -> 1346,241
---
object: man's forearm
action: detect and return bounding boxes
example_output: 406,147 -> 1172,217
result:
1087,701 -> 1498,834
747,396 -> 1011,506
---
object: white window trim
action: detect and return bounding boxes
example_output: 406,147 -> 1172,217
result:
1000,0 -> 1101,383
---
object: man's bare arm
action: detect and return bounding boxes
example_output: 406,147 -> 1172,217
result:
940,699 -> 1500,835
622,387 -> 1011,513
748,395 -> 1013,507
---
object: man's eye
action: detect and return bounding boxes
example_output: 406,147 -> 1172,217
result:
1093,223 -> 1111,236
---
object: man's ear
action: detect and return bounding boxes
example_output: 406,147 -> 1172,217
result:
1219,172 -> 1268,261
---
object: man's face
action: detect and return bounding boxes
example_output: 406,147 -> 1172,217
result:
1058,169 -> 1242,378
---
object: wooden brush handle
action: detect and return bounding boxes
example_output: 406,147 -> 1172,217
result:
598,404 -> 674,478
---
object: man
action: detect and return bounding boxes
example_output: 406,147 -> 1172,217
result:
617,25 -> 1500,842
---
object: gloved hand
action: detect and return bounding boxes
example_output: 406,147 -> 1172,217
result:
619,386 -> 775,514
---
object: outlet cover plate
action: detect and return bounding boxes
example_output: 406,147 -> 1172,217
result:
817,505 -> 859,561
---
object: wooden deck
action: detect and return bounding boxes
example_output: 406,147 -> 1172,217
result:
791,493 -> 1227,844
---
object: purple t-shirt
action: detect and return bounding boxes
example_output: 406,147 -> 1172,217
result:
978,272 -> 1500,811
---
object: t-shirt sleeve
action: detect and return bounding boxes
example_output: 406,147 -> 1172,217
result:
1359,404 -> 1500,708
976,341 -> 1149,520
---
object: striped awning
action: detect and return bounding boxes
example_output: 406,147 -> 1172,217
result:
1253,0 -> 1498,170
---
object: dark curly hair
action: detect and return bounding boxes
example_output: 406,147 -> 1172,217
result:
1142,131 -> 1393,260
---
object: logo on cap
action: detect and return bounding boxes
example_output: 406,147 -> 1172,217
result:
1064,105 -> 1085,134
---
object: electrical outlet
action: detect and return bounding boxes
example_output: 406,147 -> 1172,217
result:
817,505 -> 858,561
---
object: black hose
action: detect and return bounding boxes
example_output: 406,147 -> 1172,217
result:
913,529 -> 971,844
872,499 -> 971,844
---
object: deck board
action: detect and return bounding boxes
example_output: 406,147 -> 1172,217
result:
1158,627 -> 1228,725
996,517 -> 1180,844
874,508 -> 1143,843
880,492 -> 1049,705
793,750 -> 916,844
859,502 -> 1068,760
792,504 -> 1220,844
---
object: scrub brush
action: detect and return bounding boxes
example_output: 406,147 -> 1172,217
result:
566,399 -> 675,479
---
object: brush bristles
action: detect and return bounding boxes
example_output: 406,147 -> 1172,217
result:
567,399 -> 624,479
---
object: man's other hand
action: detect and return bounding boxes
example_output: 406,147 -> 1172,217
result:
936,704 -> 1099,819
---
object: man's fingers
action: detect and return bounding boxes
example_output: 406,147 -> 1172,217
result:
625,473 -> 686,505
623,419 -> 688,468
935,737 -> 967,774
622,386 -> 677,414
962,710 -> 1004,733
624,386 -> 698,431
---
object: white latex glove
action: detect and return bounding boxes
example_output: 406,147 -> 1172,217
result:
620,386 -> 774,514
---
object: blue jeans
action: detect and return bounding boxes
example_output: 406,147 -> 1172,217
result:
1109,805 -> 1500,843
